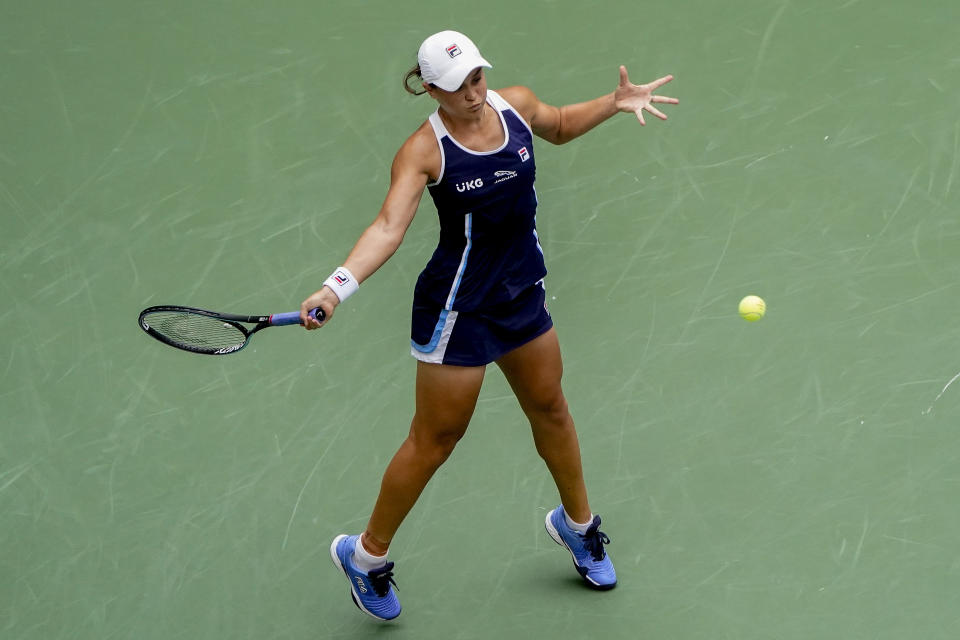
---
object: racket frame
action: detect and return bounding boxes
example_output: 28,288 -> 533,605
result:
138,305 -> 324,355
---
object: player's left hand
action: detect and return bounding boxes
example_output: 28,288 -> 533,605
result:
614,66 -> 678,125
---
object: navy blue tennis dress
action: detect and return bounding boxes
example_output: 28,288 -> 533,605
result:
410,90 -> 552,366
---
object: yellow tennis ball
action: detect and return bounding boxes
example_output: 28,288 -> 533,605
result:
739,295 -> 766,322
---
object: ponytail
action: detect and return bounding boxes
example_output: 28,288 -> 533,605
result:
403,64 -> 428,96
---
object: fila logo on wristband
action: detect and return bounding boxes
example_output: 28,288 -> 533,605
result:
324,266 -> 359,303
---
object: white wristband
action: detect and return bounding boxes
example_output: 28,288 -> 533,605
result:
323,266 -> 359,303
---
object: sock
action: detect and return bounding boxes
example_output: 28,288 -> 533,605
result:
353,536 -> 388,573
565,511 -> 595,535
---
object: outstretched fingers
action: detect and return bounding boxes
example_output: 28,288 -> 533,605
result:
617,66 -> 678,123
651,95 -> 679,107
647,74 -> 675,90
646,74 -> 679,109
644,78 -> 678,122
645,104 -> 668,121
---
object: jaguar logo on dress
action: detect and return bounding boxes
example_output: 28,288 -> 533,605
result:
518,146 -> 530,162
456,178 -> 484,192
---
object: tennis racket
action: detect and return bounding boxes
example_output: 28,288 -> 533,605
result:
138,305 -> 325,355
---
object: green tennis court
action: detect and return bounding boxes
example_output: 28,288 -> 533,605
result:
3,1 -> 959,637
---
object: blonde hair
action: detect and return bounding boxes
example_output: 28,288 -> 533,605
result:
403,64 -> 428,96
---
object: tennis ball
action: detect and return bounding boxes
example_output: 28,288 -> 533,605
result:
738,295 -> 766,322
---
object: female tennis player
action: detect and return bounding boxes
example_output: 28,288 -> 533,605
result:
300,30 -> 677,620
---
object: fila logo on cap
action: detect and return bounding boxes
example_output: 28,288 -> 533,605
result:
445,43 -> 462,58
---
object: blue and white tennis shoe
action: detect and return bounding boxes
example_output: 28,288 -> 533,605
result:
330,534 -> 401,621
545,506 -> 617,590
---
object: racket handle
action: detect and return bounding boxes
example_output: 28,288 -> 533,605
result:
270,308 -> 326,326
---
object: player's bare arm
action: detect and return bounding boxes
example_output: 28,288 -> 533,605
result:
300,129 -> 435,327
499,67 -> 677,144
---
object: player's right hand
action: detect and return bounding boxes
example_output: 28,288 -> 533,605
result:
300,287 -> 339,329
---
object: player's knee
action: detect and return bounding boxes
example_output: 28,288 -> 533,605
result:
425,432 -> 463,466
526,390 -> 571,427
410,423 -> 467,466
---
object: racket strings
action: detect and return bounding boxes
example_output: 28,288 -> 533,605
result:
143,310 -> 246,350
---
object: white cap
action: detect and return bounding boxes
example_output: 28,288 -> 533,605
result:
417,30 -> 492,92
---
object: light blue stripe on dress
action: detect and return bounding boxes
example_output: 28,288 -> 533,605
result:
411,213 -> 472,355
445,213 -> 473,310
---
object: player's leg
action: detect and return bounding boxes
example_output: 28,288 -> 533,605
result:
331,360 -> 485,620
496,327 -> 617,590
363,360 -> 486,553
496,327 -> 590,521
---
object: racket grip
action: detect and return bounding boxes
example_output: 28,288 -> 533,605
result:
270,308 -> 326,326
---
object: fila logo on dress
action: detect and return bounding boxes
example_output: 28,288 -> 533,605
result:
455,178 -> 484,192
